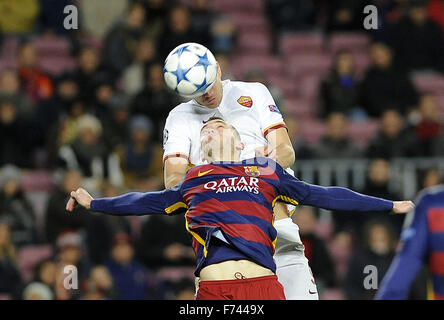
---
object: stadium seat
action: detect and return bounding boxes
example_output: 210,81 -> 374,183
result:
236,30 -> 272,55
33,36 -> 71,57
286,53 -> 332,78
286,96 -> 316,119
280,32 -> 325,57
321,288 -> 346,300
39,56 -> 77,76
295,74 -> 322,101
231,54 -> 283,78
0,37 -> 19,60
267,74 -> 298,97
21,171 -> 54,192
18,245 -> 53,282
299,119 -> 326,144
210,0 -> 264,14
226,12 -> 268,32
411,73 -> 444,94
327,32 -> 370,54
348,120 -> 380,147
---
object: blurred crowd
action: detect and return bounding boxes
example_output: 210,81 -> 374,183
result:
0,0 -> 443,300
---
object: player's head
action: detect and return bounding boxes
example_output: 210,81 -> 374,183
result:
200,117 -> 244,163
194,63 -> 223,109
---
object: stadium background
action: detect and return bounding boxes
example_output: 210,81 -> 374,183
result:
0,0 -> 443,300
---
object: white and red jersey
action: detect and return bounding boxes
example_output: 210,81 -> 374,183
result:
163,80 -> 286,166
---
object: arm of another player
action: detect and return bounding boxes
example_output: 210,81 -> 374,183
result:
260,127 -> 295,169
375,196 -> 429,300
162,111 -> 192,188
66,183 -> 187,216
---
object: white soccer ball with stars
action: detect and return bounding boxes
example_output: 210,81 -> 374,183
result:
163,43 -> 218,99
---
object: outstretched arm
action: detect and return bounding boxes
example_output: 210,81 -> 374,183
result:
301,184 -> 413,214
273,161 -> 414,214
66,184 -> 187,216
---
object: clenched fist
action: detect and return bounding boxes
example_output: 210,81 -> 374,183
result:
66,187 -> 94,212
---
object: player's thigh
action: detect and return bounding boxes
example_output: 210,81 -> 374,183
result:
276,262 -> 319,300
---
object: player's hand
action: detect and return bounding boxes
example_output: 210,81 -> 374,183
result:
66,187 -> 93,212
255,145 -> 277,161
392,201 -> 415,214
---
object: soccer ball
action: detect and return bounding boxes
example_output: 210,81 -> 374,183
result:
163,43 -> 218,99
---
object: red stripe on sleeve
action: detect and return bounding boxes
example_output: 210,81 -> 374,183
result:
429,252 -> 444,275
428,208 -> 444,232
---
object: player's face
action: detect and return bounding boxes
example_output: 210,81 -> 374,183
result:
200,119 -> 237,161
194,64 -> 223,109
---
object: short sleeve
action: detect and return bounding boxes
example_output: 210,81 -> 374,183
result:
163,111 -> 192,162
254,83 -> 286,137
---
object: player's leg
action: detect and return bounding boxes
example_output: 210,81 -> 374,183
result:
274,217 -> 319,300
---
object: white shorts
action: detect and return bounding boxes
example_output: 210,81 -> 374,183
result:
274,218 -> 319,300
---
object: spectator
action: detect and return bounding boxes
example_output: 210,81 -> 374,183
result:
115,115 -> 163,188
72,47 -> 112,105
312,112 -> 362,159
344,219 -> 396,300
428,0 -> 444,35
319,50 -> 361,119
189,0 -> 214,49
17,41 -> 54,103
102,2 -> 147,76
105,232 -> 149,300
58,114 -> 117,185
266,0 -> 317,35
44,170 -> 90,243
0,223 -> 22,297
0,0 -> 40,35
171,277 -> 196,300
360,42 -> 418,118
409,93 -> 443,157
31,258 -> 57,297
324,0 -> 367,32
0,165 -> 36,246
143,0 -> 171,40
79,0 -> 129,38
22,282 -> 53,300
157,5 -> 200,60
366,109 -> 417,159
90,78 -> 116,120
285,116 -> 313,159
209,15 -> 236,55
359,159 -> 404,234
85,182 -> 131,265
131,63 -> 181,143
102,94 -> 132,151
54,231 -> 90,298
33,73 -> 80,158
215,53 -> 235,81
420,168 -> 442,189
388,0 -> 444,73
293,206 -> 336,291
82,265 -> 116,300
136,214 -> 195,270
0,98 -> 30,167
0,69 -> 33,118
121,37 -> 157,96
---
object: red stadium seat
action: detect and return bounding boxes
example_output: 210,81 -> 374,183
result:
18,245 -> 53,282
21,171 -> 54,192
411,73 -> 444,94
231,54 -> 283,79
33,36 -> 71,57
299,119 -> 326,144
210,0 -> 264,13
348,120 -> 380,147
285,96 -> 316,119
267,74 -> 298,97
280,32 -> 325,56
236,30 -> 272,55
328,32 -> 370,54
227,12 -> 269,32
286,53 -> 332,78
1,38 -> 19,60
39,56 -> 77,76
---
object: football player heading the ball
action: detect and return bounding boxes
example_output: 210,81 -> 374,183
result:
67,118 -> 414,300
160,42 -> 412,299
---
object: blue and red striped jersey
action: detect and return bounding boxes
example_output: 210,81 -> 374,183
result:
376,185 -> 444,300
91,157 -> 393,276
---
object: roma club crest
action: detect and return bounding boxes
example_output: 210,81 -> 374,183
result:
244,166 -> 260,177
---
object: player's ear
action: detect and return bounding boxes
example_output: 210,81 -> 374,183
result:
217,63 -> 221,77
